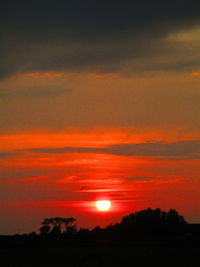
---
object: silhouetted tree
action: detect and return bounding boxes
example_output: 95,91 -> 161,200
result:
39,224 -> 51,235
40,217 -> 77,235
63,217 -> 77,233
51,225 -> 62,236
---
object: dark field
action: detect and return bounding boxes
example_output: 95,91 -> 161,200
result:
1,244 -> 200,267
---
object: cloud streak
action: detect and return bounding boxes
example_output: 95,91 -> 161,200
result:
0,152 -> 11,158
15,72 -> 65,79
191,72 -> 200,76
28,140 -> 200,158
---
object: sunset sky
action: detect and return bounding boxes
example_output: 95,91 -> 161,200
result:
0,1 -> 200,234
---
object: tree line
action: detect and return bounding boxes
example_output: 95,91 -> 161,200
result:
38,208 -> 187,238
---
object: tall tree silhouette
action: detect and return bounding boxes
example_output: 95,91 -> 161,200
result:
40,217 -> 76,235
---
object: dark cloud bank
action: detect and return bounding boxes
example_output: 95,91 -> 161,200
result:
1,0 -> 200,78
28,140 -> 200,158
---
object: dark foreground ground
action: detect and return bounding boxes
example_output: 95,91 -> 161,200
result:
0,243 -> 200,267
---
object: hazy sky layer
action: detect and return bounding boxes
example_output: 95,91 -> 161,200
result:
0,1 -> 200,234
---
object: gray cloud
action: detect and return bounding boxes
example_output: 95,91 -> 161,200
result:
102,140 -> 200,156
28,140 -> 200,158
0,152 -> 11,158
1,1 -> 200,78
126,176 -> 154,181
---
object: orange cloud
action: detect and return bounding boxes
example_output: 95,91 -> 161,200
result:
191,72 -> 200,76
15,72 -> 65,78
1,127 -> 199,152
14,71 -> 118,79
89,73 -> 118,78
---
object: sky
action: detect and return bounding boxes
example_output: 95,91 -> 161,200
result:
0,0 -> 200,234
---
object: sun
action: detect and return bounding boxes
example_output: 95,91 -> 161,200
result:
96,200 -> 111,212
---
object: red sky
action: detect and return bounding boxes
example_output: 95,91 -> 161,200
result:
0,128 -> 199,234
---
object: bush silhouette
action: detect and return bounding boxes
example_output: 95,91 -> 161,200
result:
119,208 -> 187,235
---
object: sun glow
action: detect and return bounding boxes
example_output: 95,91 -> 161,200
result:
96,200 -> 111,212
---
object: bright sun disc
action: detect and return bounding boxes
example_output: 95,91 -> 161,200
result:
96,200 -> 111,211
